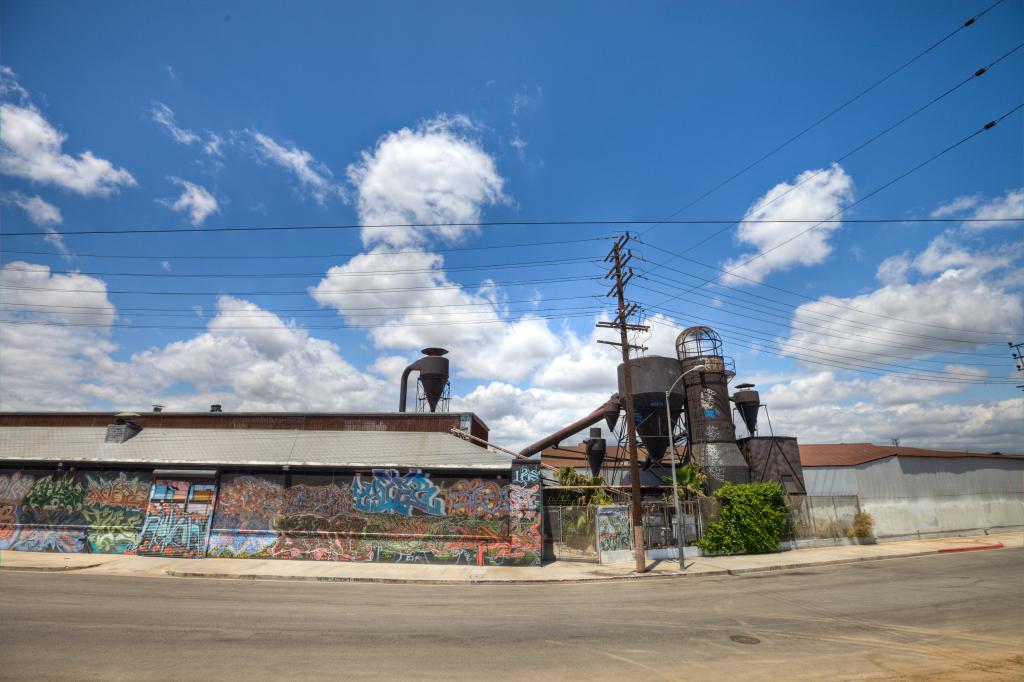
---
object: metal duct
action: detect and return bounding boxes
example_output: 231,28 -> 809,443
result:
518,394 -> 620,457
399,348 -> 450,413
732,383 -> 761,436
584,427 -> 606,478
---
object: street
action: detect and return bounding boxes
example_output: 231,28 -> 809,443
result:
0,549 -> 1021,681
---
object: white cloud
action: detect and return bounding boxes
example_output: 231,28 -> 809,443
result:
90,296 -> 387,413
151,102 -> 224,158
151,102 -> 201,145
451,381 -> 613,450
347,114 -> 505,248
0,103 -> 136,196
309,249 -> 562,382
963,188 -> 1023,231
722,164 -> 854,284
1,192 -> 69,256
781,235 -> 1022,364
159,177 -> 219,226
762,391 -> 1023,453
0,263 -> 117,409
0,279 -> 388,413
0,66 -> 29,103
931,188 -> 1023,231
248,129 -> 343,205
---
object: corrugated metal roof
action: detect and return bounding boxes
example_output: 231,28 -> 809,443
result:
799,443 -> 1024,468
0,427 -> 514,470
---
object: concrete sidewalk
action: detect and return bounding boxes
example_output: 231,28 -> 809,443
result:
1,531 -> 1019,584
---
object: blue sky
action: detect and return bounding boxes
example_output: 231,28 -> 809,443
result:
1,0 -> 1022,450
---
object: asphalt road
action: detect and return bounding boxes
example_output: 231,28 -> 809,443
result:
1,549 -> 1021,681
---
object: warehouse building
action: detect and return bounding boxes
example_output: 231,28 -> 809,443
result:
799,443 -> 1023,539
0,410 -> 542,566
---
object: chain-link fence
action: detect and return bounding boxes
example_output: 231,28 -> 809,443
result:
545,494 -> 863,562
785,495 -> 861,541
544,505 -> 598,562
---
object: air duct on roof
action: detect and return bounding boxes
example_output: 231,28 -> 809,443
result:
399,348 -> 450,413
105,415 -> 141,444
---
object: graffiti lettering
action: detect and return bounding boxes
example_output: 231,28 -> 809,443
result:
84,474 -> 149,508
352,469 -> 445,516
511,466 -> 540,486
446,479 -> 502,519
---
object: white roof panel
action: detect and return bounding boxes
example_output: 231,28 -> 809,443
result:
0,427 -> 514,470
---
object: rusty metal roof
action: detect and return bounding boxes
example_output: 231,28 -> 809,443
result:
798,443 -> 1023,467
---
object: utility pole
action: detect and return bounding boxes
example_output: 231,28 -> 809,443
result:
1010,342 -> 1024,394
598,231 -> 649,573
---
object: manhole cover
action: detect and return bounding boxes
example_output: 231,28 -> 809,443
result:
730,635 -> 761,645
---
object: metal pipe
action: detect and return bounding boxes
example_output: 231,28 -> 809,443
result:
665,363 -> 706,573
518,394 -> 620,456
398,360 -> 422,413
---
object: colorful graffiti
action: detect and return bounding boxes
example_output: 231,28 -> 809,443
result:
446,479 -> 503,519
352,469 -> 445,516
132,480 -> 216,558
596,506 -> 632,554
208,465 -> 542,566
0,470 -> 151,554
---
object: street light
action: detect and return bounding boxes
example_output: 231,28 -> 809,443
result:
665,363 -> 707,572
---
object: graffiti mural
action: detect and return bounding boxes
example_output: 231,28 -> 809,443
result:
208,464 -> 542,566
4,464 -> 543,565
352,469 -> 445,516
0,469 -> 151,554
596,506 -> 632,554
132,480 -> 216,558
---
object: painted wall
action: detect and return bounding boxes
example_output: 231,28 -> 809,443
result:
0,463 -> 542,565
206,462 -> 542,566
804,456 -> 1024,539
0,469 -> 151,553
134,479 -> 218,558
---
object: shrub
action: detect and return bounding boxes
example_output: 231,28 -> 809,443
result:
846,511 -> 875,539
696,482 -> 788,555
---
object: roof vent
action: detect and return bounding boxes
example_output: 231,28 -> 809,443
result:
210,404 -> 223,413
105,418 -> 141,444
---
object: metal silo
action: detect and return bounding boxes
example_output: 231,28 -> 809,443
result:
676,326 -> 751,490
616,356 -> 686,468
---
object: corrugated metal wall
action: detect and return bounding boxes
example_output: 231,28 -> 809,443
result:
803,456 -> 1024,538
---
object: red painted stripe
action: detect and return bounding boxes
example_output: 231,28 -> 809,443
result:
937,543 -> 1004,554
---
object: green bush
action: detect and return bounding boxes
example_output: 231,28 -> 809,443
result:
696,482 -> 788,555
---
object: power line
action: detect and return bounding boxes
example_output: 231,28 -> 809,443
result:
646,101 -> 1024,309
1,217 -> 1019,239
0,236 -> 609,262
0,256 -> 601,279
635,279 -> 1012,358
638,0 -> 1009,237
636,261 -> 1019,342
0,293 -> 601,314
635,242 -> 1023,338
643,317 -> 1015,385
644,41 -> 1024,259
638,293 -> 1010,369
0,309 -> 604,331
1,304 -> 605,321
0,274 -> 602,297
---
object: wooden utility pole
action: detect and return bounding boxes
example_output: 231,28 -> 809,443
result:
599,231 -> 649,573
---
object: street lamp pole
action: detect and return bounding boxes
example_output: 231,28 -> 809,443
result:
665,363 -> 706,572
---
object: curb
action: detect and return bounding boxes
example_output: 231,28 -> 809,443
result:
937,543 -> 1004,554
164,545 -> 1011,584
0,562 -> 105,573
163,568 -> 729,584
